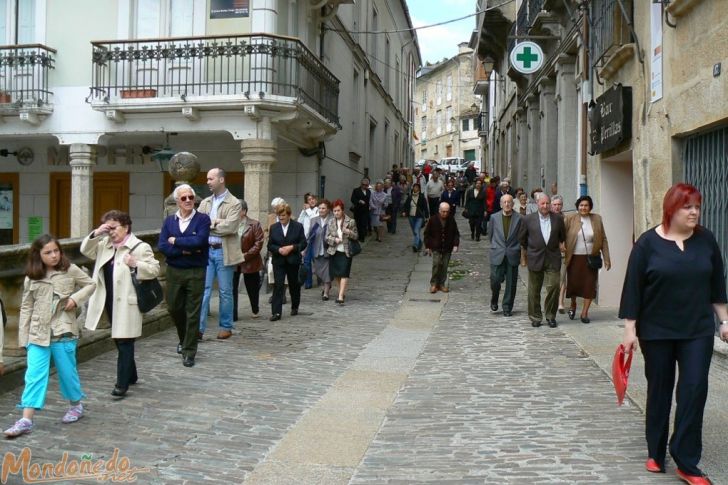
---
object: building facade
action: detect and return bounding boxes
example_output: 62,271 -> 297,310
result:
472,0 -> 728,306
0,0 -> 420,242
413,43 -> 481,168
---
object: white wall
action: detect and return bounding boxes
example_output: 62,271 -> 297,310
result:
599,156 -> 634,307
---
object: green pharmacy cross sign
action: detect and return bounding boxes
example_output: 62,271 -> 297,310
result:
510,41 -> 545,74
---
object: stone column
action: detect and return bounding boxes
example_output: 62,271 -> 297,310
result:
555,55 -> 578,208
539,79 -> 557,192
526,95 -> 540,191
515,107 -> 528,188
241,138 -> 277,225
69,144 -> 95,238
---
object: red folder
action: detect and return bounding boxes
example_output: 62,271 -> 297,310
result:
611,344 -> 633,406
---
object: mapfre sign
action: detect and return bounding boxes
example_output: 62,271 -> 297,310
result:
588,84 -> 632,155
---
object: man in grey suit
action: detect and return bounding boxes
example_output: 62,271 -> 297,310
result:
487,194 -> 522,317
519,193 -> 566,328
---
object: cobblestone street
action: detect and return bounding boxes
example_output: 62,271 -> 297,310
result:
1,217 -> 727,484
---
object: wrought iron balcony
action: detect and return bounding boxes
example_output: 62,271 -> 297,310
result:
89,34 -> 340,126
528,0 -> 545,26
478,111 -> 488,137
0,44 -> 56,114
591,0 -> 632,69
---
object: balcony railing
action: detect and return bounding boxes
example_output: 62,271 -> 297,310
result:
478,111 -> 488,137
507,22 -> 516,55
516,1 -> 529,37
0,44 -> 56,110
590,0 -> 632,68
89,34 -> 340,126
528,0 -> 545,26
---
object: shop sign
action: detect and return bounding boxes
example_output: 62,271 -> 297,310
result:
589,84 -> 632,155
509,42 -> 544,75
210,0 -> 249,19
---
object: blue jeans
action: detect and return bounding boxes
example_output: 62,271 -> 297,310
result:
408,216 -> 424,249
20,340 -> 85,410
199,247 -> 235,332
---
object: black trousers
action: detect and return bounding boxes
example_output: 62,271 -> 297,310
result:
427,197 -> 440,220
271,261 -> 301,316
233,270 -> 261,320
114,338 -> 137,390
640,336 -> 713,475
354,210 -> 368,243
166,266 -> 205,358
490,260 -> 519,312
468,216 -> 483,239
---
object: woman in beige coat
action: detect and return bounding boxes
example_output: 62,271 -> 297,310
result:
564,196 -> 611,323
81,210 -> 160,397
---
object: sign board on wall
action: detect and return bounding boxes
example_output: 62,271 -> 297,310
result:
588,84 -> 632,155
509,41 -> 545,75
210,0 -> 249,18
650,3 -> 663,102
28,216 -> 43,241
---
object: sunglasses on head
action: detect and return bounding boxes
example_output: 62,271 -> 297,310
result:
179,195 -> 195,202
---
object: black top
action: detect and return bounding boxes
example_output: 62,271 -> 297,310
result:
618,227 -> 727,340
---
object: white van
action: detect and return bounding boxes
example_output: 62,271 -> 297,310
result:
438,157 -> 469,173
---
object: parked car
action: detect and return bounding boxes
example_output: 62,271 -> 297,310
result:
438,157 -> 469,173
415,159 -> 438,170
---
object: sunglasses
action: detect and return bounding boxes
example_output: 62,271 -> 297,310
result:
179,195 -> 195,202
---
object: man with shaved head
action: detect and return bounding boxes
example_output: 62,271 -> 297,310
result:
423,202 -> 460,293
198,168 -> 244,340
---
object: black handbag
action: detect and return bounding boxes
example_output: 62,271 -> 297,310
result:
462,208 -> 470,219
581,226 -> 603,270
349,239 -> 362,257
129,242 -> 164,313
587,254 -> 603,270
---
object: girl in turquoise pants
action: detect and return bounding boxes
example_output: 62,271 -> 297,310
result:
4,235 -> 95,438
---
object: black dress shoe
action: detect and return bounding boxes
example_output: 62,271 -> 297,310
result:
177,343 -> 182,354
490,303 -> 498,312
111,386 -> 127,397
291,308 -> 299,316
270,314 -> 281,321
183,356 -> 195,367
548,319 -> 558,328
531,320 -> 542,327
503,310 -> 512,317
581,316 -> 591,324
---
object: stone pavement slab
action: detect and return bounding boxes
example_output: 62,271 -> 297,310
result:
351,219 -> 707,484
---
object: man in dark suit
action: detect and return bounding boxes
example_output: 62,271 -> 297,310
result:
267,203 -> 307,321
487,194 -> 522,317
519,193 -> 566,328
350,178 -> 371,243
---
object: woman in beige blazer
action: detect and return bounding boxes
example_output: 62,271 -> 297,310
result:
564,196 -> 611,323
81,210 -> 160,398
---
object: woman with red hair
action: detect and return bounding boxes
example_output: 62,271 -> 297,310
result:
619,183 -> 728,484
326,199 -> 358,304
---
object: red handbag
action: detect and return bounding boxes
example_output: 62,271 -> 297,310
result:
611,344 -> 633,406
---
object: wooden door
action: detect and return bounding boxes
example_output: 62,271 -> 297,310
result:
50,173 -> 72,238
50,173 -> 129,238
446,145 -> 453,157
93,173 -> 129,225
0,172 -> 19,244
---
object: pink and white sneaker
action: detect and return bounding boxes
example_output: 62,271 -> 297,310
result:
4,418 -> 33,437
62,404 -> 84,424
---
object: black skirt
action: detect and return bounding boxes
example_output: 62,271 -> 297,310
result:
329,251 -> 352,278
566,255 -> 598,299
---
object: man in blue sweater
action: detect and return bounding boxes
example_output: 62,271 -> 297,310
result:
159,184 -> 211,368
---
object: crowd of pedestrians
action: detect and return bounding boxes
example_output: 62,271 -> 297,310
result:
1,160 -> 727,484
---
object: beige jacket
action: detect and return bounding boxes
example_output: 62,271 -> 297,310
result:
198,191 -> 244,266
564,212 -> 611,267
326,216 -> 359,257
81,232 -> 160,339
18,264 -> 95,347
